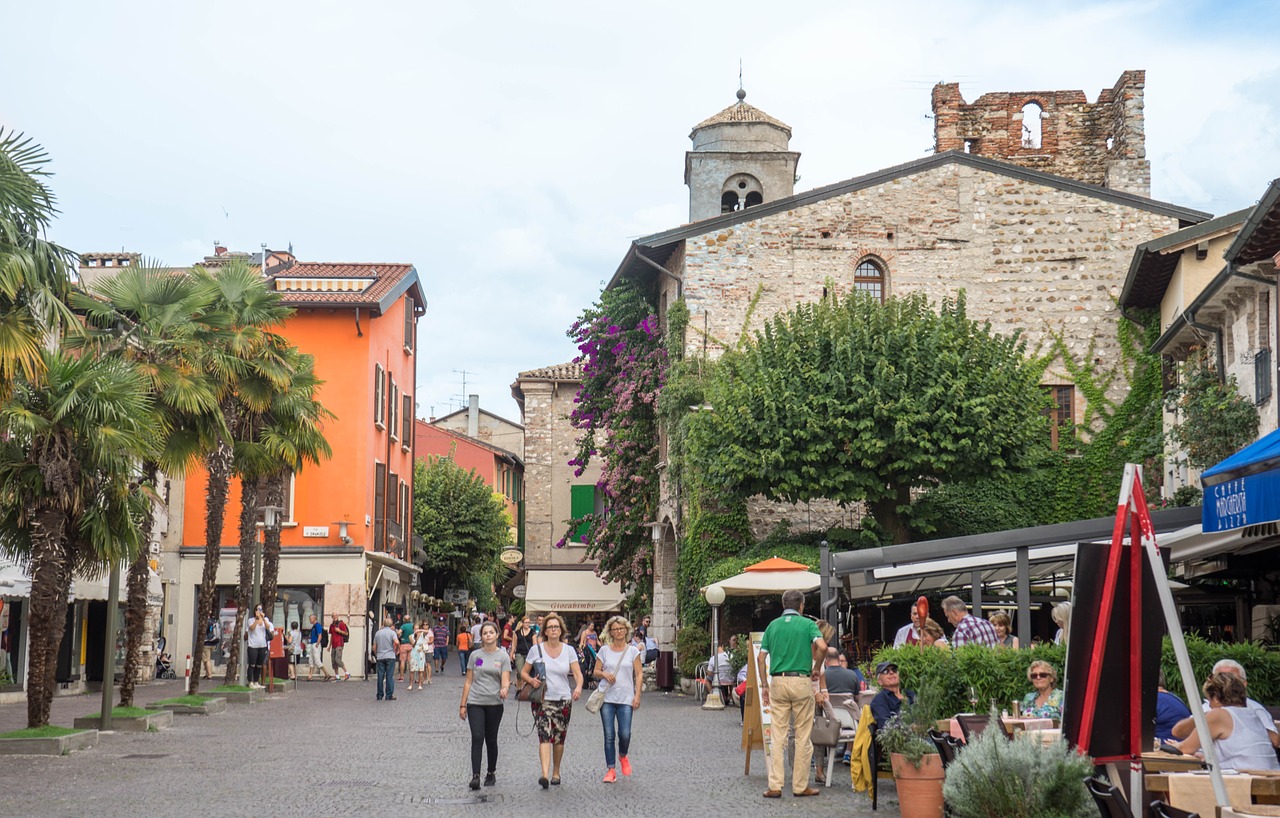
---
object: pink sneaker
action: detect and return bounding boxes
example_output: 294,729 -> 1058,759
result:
602,768 -> 617,784
619,756 -> 632,777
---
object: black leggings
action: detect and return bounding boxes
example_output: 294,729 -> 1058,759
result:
247,646 -> 267,683
467,704 -> 504,775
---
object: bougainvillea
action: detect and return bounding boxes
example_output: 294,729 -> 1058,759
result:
560,281 -> 665,588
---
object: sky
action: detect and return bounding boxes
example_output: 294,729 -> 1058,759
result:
3,0 -> 1278,422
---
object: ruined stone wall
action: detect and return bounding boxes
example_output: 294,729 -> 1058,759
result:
678,161 -> 1182,412
932,70 -> 1150,196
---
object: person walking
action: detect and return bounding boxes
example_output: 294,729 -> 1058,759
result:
243,605 -> 275,689
200,615 -> 221,679
329,615 -> 351,681
594,615 -> 643,783
288,621 -> 304,679
460,621 -> 512,790
755,589 -> 827,799
397,614 -> 415,682
519,613 -> 583,789
306,613 -> 333,681
409,619 -> 431,690
457,627 -> 473,676
513,617 -> 536,684
373,616 -> 399,701
433,617 -> 451,675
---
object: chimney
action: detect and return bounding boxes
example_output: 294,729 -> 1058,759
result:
214,243 -> 227,257
467,394 -> 479,438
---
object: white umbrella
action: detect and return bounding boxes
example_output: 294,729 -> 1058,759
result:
701,556 -> 821,597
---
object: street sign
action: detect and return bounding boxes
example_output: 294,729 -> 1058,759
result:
444,588 -> 470,604
499,549 -> 523,566
512,584 -> 526,599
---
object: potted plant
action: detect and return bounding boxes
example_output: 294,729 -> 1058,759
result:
942,718 -> 1095,818
876,699 -> 944,818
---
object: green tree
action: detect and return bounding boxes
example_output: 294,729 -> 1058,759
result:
413,454 -> 511,596
70,262 -> 228,705
0,350 -> 157,726
688,291 -> 1048,543
1166,349 -> 1260,470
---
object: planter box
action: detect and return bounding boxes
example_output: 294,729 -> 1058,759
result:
214,688 -> 264,705
0,729 -> 98,755
147,697 -> 227,716
73,710 -> 173,732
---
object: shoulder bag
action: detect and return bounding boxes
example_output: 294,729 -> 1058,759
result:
518,645 -> 545,704
811,702 -> 841,747
586,646 -> 631,714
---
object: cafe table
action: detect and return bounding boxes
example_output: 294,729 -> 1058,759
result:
1146,771 -> 1280,807
947,716 -> 1054,742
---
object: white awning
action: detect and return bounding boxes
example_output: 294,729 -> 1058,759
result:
71,567 -> 163,603
524,569 -> 625,614
0,561 -> 31,597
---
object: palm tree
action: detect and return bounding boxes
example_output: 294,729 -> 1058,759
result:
69,264 -> 226,706
186,261 -> 291,696
0,349 -> 158,726
0,129 -> 78,392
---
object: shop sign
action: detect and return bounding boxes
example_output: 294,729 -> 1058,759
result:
512,584 -> 526,599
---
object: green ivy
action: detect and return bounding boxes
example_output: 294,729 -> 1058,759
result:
1165,349 -> 1259,470
675,624 -> 711,679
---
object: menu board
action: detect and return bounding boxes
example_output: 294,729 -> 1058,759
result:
743,634 -> 773,777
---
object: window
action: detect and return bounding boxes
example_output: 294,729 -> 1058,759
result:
253,471 -> 296,523
388,470 -> 400,542
401,394 -> 413,448
744,191 -> 762,208
721,191 -> 739,214
569,484 -> 596,544
374,462 -> 386,549
373,364 -> 385,428
1042,385 -> 1074,449
389,379 -> 399,442
403,296 -> 415,354
853,258 -> 885,303
400,480 -> 410,540
1021,102 -> 1043,149
1256,348 -> 1273,405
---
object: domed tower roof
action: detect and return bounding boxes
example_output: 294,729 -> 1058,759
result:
691,89 -> 792,138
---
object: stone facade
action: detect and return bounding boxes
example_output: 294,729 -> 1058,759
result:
686,93 -> 799,222
511,363 -> 601,568
932,71 -> 1150,196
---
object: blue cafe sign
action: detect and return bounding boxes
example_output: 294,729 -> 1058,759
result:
1201,428 -> 1280,533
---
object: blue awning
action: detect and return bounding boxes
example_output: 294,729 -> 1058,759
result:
1202,428 -> 1280,532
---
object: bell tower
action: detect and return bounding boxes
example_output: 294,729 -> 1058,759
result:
685,88 -> 800,223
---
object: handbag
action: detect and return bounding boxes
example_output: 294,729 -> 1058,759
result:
518,645 -> 545,704
585,647 -> 629,714
811,704 -> 841,747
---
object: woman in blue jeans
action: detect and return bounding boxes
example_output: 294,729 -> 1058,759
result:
592,615 -> 643,783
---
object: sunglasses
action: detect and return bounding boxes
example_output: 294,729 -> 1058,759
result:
1029,672 -> 1052,680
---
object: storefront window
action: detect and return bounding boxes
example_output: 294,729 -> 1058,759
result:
200,586 -> 324,669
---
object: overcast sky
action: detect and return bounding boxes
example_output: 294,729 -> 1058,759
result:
4,0 -> 1278,422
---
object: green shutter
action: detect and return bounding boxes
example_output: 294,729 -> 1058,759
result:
569,484 -> 595,543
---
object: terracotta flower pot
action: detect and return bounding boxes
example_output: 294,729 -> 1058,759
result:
890,752 -> 945,818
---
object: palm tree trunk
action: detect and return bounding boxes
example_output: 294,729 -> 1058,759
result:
260,472 -> 287,612
25,508 -> 70,728
117,538 -> 152,707
224,474 -> 260,685
189,441 -> 233,697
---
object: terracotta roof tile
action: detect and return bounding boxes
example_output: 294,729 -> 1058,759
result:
693,101 -> 791,136
517,361 -> 583,382
269,262 -> 417,310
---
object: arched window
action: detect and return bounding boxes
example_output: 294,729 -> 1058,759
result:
721,191 -> 740,214
854,258 -> 885,302
744,191 -> 763,208
1021,102 -> 1043,150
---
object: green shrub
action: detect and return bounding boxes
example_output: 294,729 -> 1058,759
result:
729,633 -> 750,675
675,624 -> 710,679
943,725 -> 1096,818
1161,634 -> 1280,703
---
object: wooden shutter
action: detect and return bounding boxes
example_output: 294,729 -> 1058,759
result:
374,364 -> 385,427
402,394 -> 412,446
389,380 -> 399,441
374,462 -> 386,549
569,484 -> 595,543
404,296 -> 415,352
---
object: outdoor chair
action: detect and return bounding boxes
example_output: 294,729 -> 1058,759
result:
927,728 -> 959,768
821,693 -> 860,787
693,661 -> 710,703
1085,777 -> 1135,818
866,719 -> 895,810
955,713 -> 992,743
1149,802 -> 1199,818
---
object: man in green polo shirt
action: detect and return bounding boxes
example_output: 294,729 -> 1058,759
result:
756,588 -> 827,799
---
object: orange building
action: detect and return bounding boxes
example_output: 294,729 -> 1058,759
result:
168,248 -> 426,675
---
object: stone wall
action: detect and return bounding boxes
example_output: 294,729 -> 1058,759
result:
678,161 -> 1182,411
932,70 -> 1150,196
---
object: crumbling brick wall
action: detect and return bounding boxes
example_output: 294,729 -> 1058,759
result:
932,70 -> 1150,197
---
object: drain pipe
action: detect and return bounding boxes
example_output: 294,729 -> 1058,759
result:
635,252 -> 683,300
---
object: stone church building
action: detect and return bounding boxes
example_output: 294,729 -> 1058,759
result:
526,71 -> 1213,652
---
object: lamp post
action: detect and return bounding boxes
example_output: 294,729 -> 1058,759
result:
703,584 -> 726,710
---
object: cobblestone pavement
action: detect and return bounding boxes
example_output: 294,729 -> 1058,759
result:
2,670 -> 899,818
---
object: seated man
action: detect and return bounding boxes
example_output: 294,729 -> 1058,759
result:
1154,669 -> 1192,743
1173,672 -> 1279,771
869,661 -> 915,727
1172,659 -> 1277,740
821,646 -> 863,695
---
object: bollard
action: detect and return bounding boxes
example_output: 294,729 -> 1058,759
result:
184,654 -> 192,693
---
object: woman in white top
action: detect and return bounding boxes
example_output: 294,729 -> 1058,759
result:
594,615 -> 643,783
519,612 -> 583,789
242,605 -> 274,688
1175,671 -> 1280,771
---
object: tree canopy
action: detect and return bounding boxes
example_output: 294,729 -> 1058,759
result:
413,454 -> 511,597
687,291 -> 1049,543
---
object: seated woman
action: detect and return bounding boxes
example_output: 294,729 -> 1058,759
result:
920,618 -> 949,649
1174,672 -> 1280,770
990,612 -> 1019,649
1021,660 -> 1064,720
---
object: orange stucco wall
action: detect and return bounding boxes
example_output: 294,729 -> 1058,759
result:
413,420 -> 520,521
180,296 -> 419,552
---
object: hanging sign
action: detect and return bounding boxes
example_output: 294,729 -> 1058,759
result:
512,584 -> 527,599
500,549 -> 524,566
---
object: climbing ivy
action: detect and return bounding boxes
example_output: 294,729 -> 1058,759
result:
1165,349 -> 1259,470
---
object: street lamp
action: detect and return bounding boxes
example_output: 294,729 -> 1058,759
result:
703,584 -> 726,710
